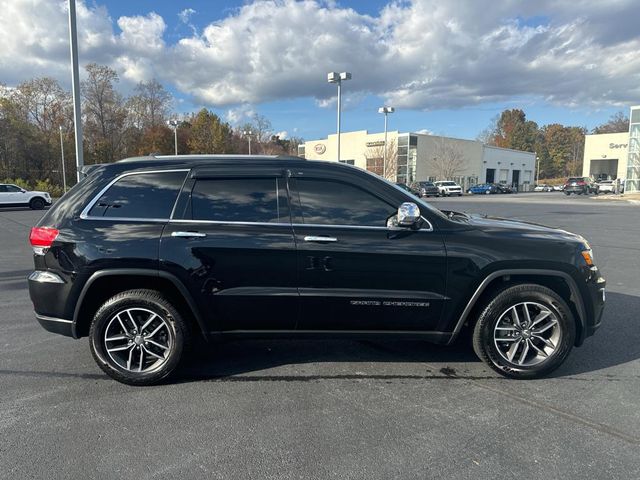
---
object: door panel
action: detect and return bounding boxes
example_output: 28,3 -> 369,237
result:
290,176 -> 447,331
159,175 -> 298,332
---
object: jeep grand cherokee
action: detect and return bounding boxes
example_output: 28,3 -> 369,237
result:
28,155 -> 606,385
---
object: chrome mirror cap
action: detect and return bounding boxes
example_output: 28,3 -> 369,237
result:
397,202 -> 420,227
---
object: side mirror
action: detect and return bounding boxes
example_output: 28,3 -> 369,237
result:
397,202 -> 420,227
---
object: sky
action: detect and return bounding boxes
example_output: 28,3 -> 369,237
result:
1,0 -> 638,141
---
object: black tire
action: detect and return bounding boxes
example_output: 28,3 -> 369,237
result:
29,197 -> 45,210
564,191 -> 570,196
89,289 -> 191,386
472,284 -> 575,379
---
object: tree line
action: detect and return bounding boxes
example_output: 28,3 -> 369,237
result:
478,109 -> 629,180
0,64 -> 303,190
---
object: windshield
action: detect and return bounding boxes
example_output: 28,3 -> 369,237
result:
567,178 -> 583,182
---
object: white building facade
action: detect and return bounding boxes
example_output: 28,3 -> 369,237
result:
299,131 -> 536,191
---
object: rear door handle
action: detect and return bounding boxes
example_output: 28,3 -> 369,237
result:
304,235 -> 338,243
171,231 -> 207,238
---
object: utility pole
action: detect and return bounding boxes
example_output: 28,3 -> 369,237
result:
59,126 -> 67,193
68,0 -> 83,181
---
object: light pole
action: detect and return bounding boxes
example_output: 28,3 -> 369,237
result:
327,72 -> 351,162
378,106 -> 394,179
243,130 -> 253,154
535,155 -> 540,185
59,126 -> 67,193
167,119 -> 179,155
68,0 -> 83,181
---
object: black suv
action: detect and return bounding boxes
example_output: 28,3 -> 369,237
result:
28,155 -> 606,385
409,181 -> 439,198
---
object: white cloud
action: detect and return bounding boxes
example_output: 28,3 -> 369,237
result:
414,128 -> 433,135
1,0 -> 639,110
225,104 -> 256,125
274,130 -> 288,139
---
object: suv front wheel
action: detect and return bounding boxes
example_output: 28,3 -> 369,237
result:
472,284 -> 575,379
89,289 -> 190,385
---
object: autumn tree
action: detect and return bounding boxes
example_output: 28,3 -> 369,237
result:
187,109 -> 232,154
491,109 -> 539,152
592,111 -> 629,134
82,64 -> 126,163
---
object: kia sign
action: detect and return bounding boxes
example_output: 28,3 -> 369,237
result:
314,144 -> 326,154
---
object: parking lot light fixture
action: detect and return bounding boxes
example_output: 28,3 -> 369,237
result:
242,130 -> 253,155
167,119 -> 180,155
327,71 -> 352,162
378,106 -> 395,178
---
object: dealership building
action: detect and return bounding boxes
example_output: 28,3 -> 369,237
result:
581,105 -> 640,193
298,130 -> 536,191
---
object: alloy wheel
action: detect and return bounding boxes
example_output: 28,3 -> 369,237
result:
103,308 -> 173,373
493,302 -> 561,367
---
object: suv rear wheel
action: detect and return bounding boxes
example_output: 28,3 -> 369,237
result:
89,289 -> 190,385
472,284 -> 575,379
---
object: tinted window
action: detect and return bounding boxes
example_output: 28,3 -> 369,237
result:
294,178 -> 396,226
88,171 -> 186,219
191,178 -> 287,223
6,185 -> 22,192
0,185 -> 7,193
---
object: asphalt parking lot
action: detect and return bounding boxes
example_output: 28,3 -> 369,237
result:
1,193 -> 639,479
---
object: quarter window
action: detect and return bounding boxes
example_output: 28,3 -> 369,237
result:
88,171 -> 186,219
190,178 -> 288,223
294,178 -> 396,226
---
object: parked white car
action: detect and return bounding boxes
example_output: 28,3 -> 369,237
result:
433,181 -> 463,196
0,184 -> 52,210
534,184 -> 553,192
596,180 -> 614,194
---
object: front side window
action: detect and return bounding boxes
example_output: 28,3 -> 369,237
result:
294,178 -> 396,227
190,177 -> 288,223
88,171 -> 186,219
6,185 -> 22,192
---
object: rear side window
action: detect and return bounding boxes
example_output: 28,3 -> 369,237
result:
88,171 -> 186,219
293,178 -> 396,227
190,178 -> 288,223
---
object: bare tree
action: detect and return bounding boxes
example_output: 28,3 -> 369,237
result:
364,138 -> 397,181
428,137 -> 467,180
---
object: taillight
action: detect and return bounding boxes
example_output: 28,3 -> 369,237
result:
29,227 -> 59,254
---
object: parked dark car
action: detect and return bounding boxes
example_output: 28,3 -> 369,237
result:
495,183 -> 517,194
29,155 -> 605,385
409,181 -> 440,198
467,183 -> 498,195
564,177 -> 598,195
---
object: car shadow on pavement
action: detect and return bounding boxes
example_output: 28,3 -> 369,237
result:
177,291 -> 640,384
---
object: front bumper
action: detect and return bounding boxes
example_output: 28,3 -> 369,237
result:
35,313 -> 74,337
578,267 -> 606,344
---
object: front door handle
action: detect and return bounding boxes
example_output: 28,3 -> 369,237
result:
304,235 -> 338,243
171,231 -> 207,238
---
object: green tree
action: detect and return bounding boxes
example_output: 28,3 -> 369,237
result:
187,109 -> 232,154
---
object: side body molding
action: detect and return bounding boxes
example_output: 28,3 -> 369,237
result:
448,269 -> 587,346
72,268 -> 206,339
